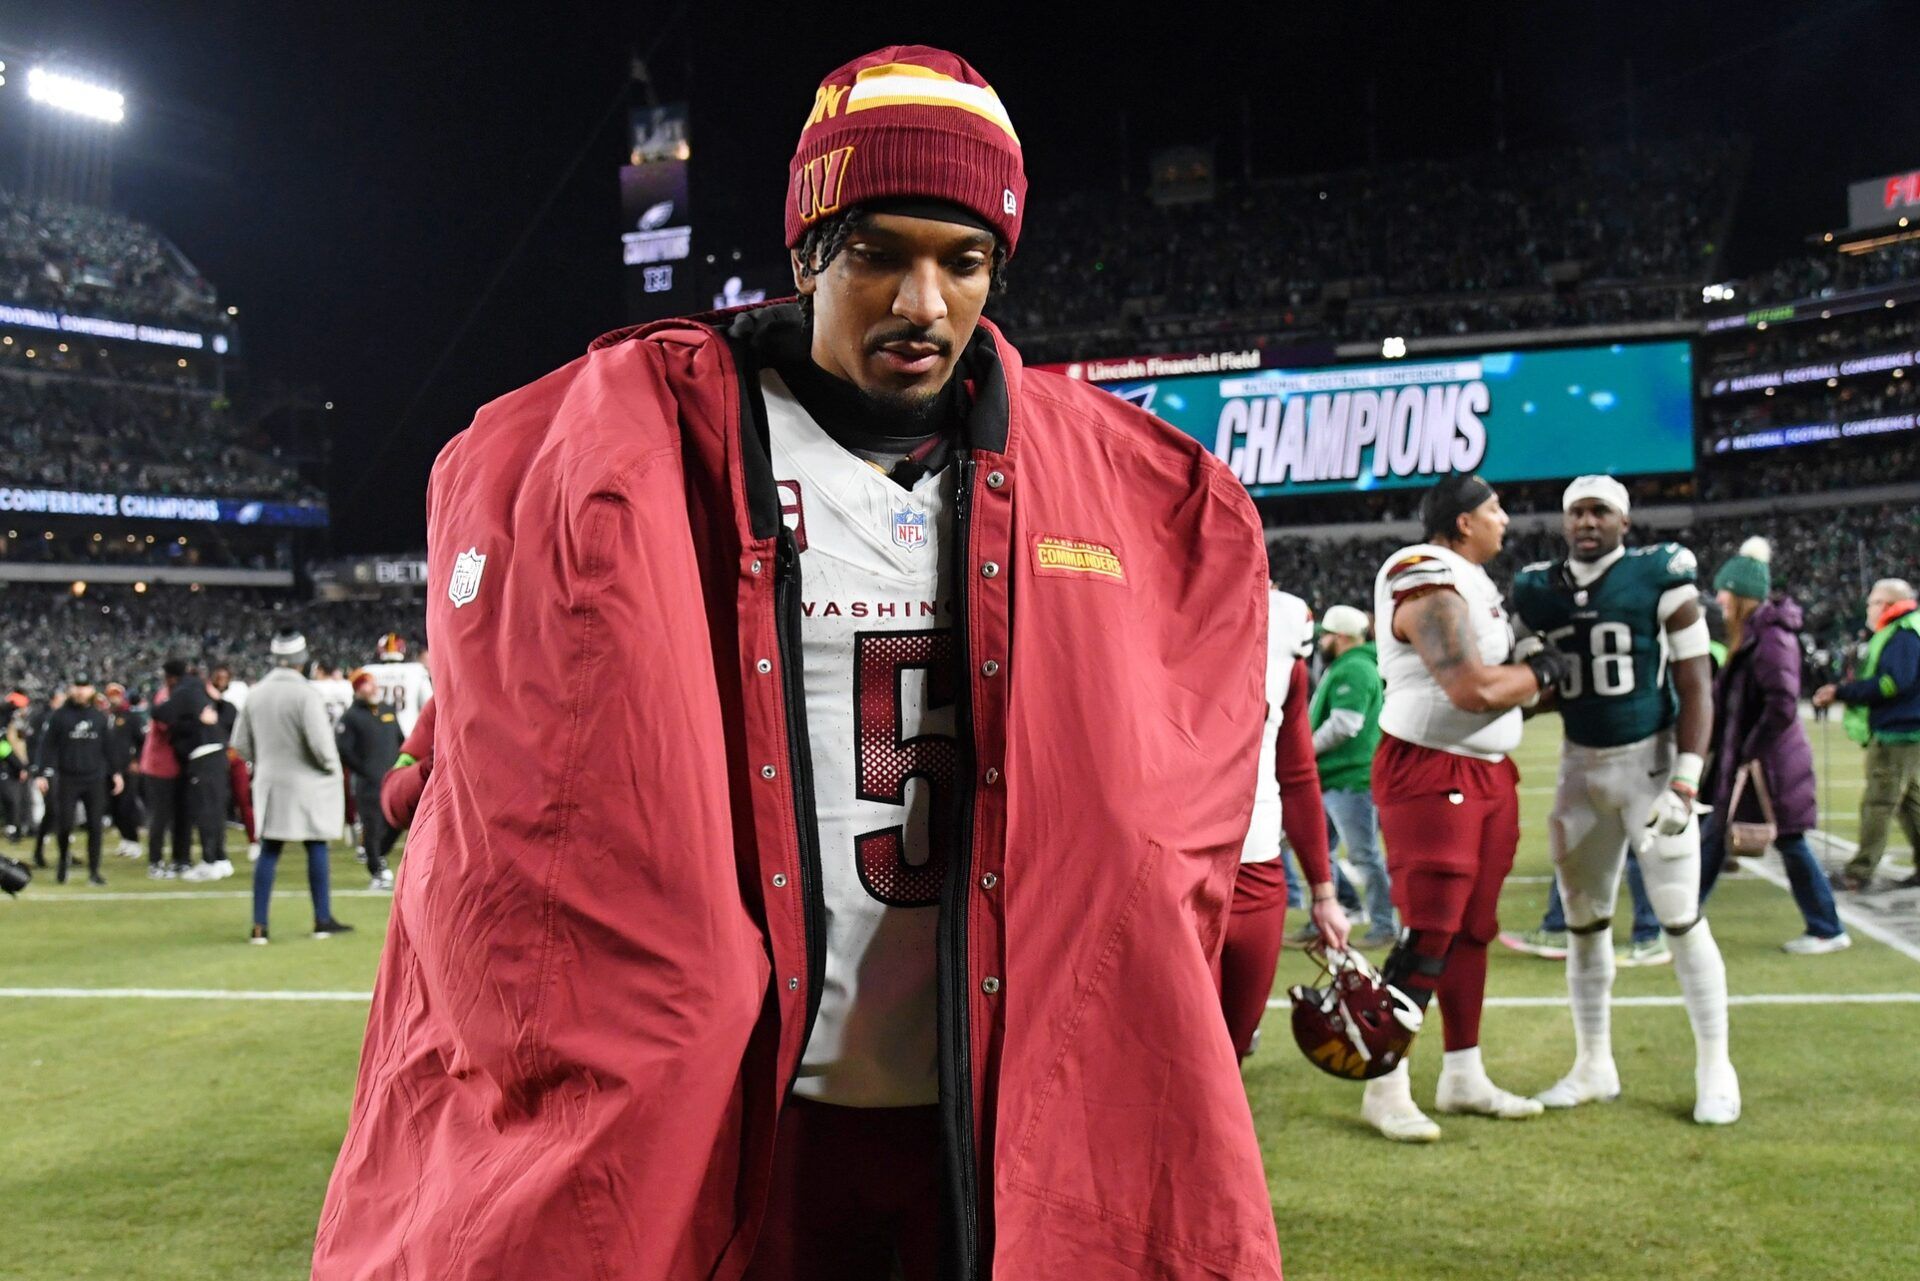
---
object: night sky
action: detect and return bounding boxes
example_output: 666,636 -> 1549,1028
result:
4,0 -> 1916,551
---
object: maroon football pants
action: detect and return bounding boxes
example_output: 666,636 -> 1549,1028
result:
226,750 -> 255,842
744,1096 -> 942,1281
1216,858 -> 1289,1059
1375,735 -> 1520,1051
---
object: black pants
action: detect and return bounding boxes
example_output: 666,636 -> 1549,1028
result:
1,775 -> 30,837
146,773 -> 191,867
354,779 -> 401,875
32,792 -> 56,864
186,752 -> 229,865
51,776 -> 108,879
109,778 -> 143,843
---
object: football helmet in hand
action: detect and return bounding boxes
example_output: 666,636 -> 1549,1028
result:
1288,942 -> 1424,1081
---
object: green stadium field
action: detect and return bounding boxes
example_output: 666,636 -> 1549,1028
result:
3,716 -> 1915,1280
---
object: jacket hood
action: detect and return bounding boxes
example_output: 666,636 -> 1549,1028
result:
1751,595 -> 1804,635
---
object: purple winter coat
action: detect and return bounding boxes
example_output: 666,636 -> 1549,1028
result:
1708,595 -> 1818,835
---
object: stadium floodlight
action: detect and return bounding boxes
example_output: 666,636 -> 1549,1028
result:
26,67 -> 126,124
1381,336 -> 1408,359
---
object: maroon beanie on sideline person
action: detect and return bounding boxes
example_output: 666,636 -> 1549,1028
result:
785,46 -> 1027,256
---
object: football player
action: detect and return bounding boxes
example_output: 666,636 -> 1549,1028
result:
1514,476 -> 1738,1124
1363,475 -> 1569,1142
310,659 -> 356,729
1216,585 -> 1348,1062
369,633 -> 433,735
315,45 -> 1281,1280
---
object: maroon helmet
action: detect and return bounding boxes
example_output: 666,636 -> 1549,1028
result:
1288,942 -> 1424,1080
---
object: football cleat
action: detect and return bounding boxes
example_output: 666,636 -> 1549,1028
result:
1361,1061 -> 1441,1143
1435,1072 -> 1545,1119
1535,1058 -> 1622,1109
1288,941 -> 1424,1081
1694,1061 -> 1741,1125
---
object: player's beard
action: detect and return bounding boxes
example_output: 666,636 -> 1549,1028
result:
861,326 -> 955,425
855,376 -> 949,427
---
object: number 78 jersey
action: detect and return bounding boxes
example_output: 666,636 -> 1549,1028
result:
1511,544 -> 1698,749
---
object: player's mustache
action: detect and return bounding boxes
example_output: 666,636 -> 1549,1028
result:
867,327 -> 950,356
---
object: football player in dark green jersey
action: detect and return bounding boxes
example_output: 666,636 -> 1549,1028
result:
1511,476 -> 1739,1125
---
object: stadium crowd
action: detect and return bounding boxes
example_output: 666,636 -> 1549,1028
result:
1695,438 -> 1920,500
1698,370 -> 1920,449
1001,138 -> 1733,360
1732,240 -> 1920,310
0,191 -> 223,327
0,371 -> 320,500
1698,309 -> 1920,385
0,584 -> 414,697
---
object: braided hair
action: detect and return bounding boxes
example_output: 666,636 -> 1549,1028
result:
793,205 -> 1010,321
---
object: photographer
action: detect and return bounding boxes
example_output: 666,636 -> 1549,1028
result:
35,676 -> 124,886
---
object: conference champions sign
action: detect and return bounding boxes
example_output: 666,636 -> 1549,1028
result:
1073,342 -> 1695,497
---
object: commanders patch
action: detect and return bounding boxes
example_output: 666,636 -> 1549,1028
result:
1031,534 -> 1125,584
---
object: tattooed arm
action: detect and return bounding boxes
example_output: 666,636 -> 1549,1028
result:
1394,589 -> 1548,714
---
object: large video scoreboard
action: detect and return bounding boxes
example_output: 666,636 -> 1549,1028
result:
1040,341 -> 1696,498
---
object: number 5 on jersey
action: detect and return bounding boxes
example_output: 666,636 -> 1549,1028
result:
854,630 -> 958,907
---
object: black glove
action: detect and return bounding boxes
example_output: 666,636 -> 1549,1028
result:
1523,648 -> 1574,692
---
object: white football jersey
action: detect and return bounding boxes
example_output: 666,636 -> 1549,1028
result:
313,678 -> 355,728
1242,589 -> 1313,865
764,370 -> 954,1109
1375,542 -> 1520,760
221,679 -> 250,715
369,661 -> 433,735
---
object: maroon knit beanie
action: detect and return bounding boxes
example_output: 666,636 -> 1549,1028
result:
785,46 -> 1026,257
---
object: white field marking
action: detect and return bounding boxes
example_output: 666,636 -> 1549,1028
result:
0,987 -> 371,1002
1,889 -> 393,905
1267,992 -> 1920,1010
1747,831 -> 1920,966
1507,875 -> 1553,884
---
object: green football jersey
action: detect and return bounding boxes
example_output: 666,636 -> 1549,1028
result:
1511,543 -> 1699,748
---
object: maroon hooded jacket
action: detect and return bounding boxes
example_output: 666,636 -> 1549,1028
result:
312,306 -> 1279,1281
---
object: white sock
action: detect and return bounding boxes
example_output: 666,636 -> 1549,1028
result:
1441,1046 -> 1483,1079
1566,929 -> 1615,1067
1668,919 -> 1731,1071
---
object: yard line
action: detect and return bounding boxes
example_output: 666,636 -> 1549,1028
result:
1,889 -> 393,905
0,987 -> 371,1002
1748,831 -> 1920,966
1267,992 -> 1920,1010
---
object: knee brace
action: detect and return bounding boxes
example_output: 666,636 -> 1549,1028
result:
1568,917 -> 1612,936
1662,915 -> 1703,937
